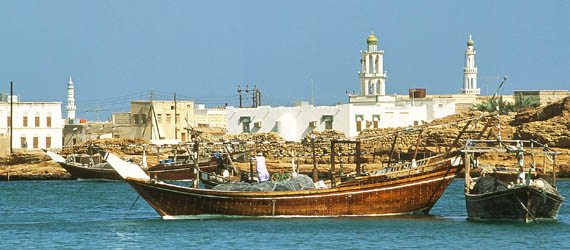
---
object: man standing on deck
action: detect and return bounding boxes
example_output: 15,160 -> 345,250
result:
255,152 -> 269,182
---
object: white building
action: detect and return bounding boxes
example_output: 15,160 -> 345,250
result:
461,34 -> 480,95
0,98 -> 63,150
227,99 -> 454,141
226,30 -> 456,141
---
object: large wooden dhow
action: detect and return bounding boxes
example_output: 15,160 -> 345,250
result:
102,150 -> 462,219
462,139 -> 565,223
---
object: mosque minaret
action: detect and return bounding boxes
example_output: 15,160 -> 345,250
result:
66,76 -> 76,123
461,34 -> 480,95
359,30 -> 387,96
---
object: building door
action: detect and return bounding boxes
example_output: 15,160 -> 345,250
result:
181,133 -> 186,142
21,137 -> 26,148
46,137 -> 51,148
356,120 -> 362,132
33,137 -> 39,148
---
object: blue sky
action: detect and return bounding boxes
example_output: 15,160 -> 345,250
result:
1,1 -> 569,121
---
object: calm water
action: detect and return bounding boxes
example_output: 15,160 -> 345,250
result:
0,179 -> 568,249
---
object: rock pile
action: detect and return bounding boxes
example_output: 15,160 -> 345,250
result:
512,97 -> 570,148
62,138 -> 151,156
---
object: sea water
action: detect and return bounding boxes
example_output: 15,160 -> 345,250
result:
0,179 -> 568,249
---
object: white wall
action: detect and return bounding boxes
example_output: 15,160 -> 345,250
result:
227,104 -> 341,141
226,99 -> 455,141
0,102 -> 63,149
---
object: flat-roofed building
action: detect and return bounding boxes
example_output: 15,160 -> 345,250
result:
0,97 -> 63,152
112,100 -> 226,142
513,90 -> 570,106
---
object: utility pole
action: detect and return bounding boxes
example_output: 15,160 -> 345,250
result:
237,85 -> 243,108
237,84 -> 261,108
252,85 -> 257,108
10,81 -> 13,154
480,75 -> 500,96
174,92 -> 177,139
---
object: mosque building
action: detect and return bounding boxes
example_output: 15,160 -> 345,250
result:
226,30 -> 456,141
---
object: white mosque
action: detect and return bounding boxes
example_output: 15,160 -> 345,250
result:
66,76 -> 77,124
462,34 -> 480,95
226,30 -> 459,141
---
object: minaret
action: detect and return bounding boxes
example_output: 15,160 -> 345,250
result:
358,29 -> 387,96
66,76 -> 76,123
462,34 -> 480,95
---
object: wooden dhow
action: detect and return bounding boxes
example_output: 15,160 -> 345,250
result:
45,150 -> 122,181
102,150 -> 463,220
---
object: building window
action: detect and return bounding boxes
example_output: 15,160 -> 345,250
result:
133,114 -> 139,124
166,114 -> 171,123
46,137 -> 51,148
175,114 -> 180,123
325,120 -> 333,130
23,116 -> 28,127
141,114 -> 147,124
171,106 -> 174,110
355,115 -> 364,132
157,114 -> 162,123
321,115 -> 334,130
7,116 -> 10,127
33,137 -> 38,148
181,133 -> 186,142
21,137 -> 26,148
242,121 -> 250,133
372,115 -> 380,129
35,116 -> 40,127
47,116 -> 51,127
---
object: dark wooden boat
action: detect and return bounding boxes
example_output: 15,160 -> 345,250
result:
462,139 -> 565,223
103,151 -> 463,220
465,185 -> 564,222
45,151 -> 122,181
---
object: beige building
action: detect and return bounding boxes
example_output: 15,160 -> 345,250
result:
513,90 -> 569,106
394,94 -> 514,113
112,100 -> 225,141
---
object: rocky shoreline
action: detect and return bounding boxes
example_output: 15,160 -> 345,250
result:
2,97 -> 570,181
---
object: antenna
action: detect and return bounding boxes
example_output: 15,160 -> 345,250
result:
311,79 -> 315,105
479,75 -> 501,96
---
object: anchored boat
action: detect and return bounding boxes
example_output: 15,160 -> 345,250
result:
102,148 -> 462,219
462,139 -> 565,223
45,150 -> 122,181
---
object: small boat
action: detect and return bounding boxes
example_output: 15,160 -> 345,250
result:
45,150 -> 122,181
462,139 -> 565,223
102,149 -> 463,220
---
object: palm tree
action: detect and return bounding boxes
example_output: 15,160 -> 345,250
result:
515,94 -> 540,110
476,96 -> 515,114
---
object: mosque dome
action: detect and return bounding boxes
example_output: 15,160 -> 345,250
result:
467,34 -> 474,46
367,30 -> 378,45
